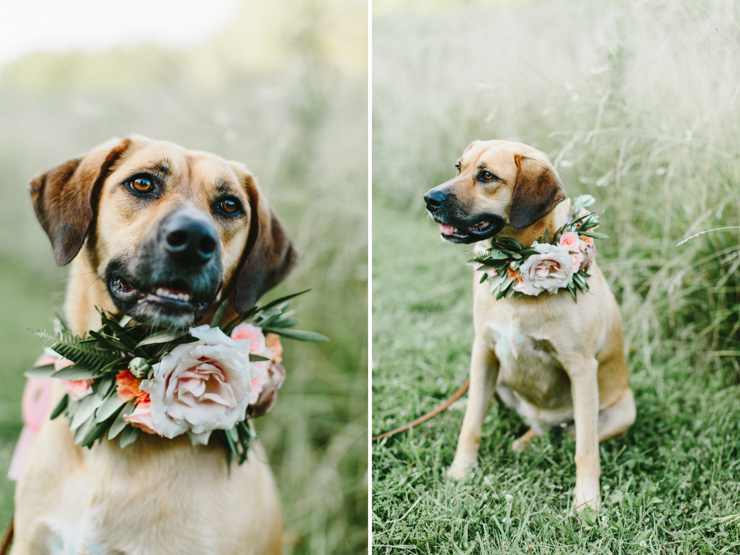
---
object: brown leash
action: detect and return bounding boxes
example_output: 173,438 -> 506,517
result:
0,516 -> 12,555
372,378 -> 470,442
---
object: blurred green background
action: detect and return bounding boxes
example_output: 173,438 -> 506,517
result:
373,0 -> 740,552
0,1 -> 368,554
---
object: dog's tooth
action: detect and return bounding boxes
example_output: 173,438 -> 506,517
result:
156,288 -> 166,296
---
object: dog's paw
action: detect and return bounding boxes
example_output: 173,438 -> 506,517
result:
447,457 -> 477,480
573,480 -> 601,512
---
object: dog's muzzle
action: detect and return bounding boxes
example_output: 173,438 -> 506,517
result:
424,188 -> 506,244
106,209 -> 224,329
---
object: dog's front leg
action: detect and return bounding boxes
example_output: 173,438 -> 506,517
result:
448,336 -> 498,479
565,355 -> 601,510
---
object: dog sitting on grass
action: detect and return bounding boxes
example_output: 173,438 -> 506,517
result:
12,136 -> 295,554
424,140 -> 635,510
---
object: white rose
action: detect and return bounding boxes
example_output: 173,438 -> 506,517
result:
514,242 -> 575,295
139,325 -> 260,445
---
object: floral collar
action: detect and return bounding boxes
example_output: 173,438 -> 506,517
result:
471,195 -> 608,301
26,292 -> 327,466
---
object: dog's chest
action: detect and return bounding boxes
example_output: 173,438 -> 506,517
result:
487,318 -> 572,411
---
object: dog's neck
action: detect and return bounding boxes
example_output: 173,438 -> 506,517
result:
498,201 -> 569,248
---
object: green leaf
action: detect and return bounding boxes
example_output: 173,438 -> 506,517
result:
73,416 -> 96,445
49,395 -> 69,420
566,283 -> 577,302
210,298 -> 230,328
81,419 -> 113,449
108,401 -> 136,440
250,354 -> 270,362
136,330 -> 190,348
52,365 -> 98,380
25,363 -> 56,379
579,231 -> 609,239
261,327 -> 328,342
70,394 -> 103,430
96,394 -> 125,422
119,425 -> 142,448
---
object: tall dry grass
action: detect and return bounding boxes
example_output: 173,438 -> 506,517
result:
373,0 -> 740,384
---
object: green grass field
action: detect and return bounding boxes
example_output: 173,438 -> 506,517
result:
372,0 -> 740,552
0,3 -> 368,553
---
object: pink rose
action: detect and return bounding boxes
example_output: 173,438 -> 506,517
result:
558,232 -> 583,270
230,323 -> 266,354
62,379 -> 94,401
515,243 -> 575,295
139,325 -> 259,445
124,400 -> 157,435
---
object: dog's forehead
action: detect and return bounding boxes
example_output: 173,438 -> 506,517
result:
114,142 -> 243,190
462,140 -> 547,169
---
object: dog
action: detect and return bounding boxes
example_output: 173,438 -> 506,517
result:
12,136 -> 296,554
424,140 -> 635,510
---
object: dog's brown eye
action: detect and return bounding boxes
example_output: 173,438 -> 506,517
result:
131,178 -> 154,193
455,163 -> 461,175
217,197 -> 242,217
480,171 -> 497,182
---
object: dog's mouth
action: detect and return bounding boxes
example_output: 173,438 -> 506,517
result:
434,215 -> 506,244
109,276 -> 211,313
107,266 -> 219,329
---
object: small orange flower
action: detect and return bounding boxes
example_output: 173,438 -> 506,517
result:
580,234 -> 594,244
507,268 -> 519,280
116,370 -> 144,403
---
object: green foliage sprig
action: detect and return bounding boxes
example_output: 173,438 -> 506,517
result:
27,291 -> 328,464
471,195 -> 608,302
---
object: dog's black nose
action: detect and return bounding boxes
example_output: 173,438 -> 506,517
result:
163,213 -> 218,266
424,189 -> 448,212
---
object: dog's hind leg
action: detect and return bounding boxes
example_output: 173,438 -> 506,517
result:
448,337 -> 499,479
597,387 -> 636,442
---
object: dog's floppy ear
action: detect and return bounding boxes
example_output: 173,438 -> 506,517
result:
509,154 -> 566,231
29,138 -> 132,266
234,171 -> 298,312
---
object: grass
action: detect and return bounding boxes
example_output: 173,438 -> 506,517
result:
0,3 -> 368,553
372,0 -> 740,552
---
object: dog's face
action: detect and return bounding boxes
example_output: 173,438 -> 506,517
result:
30,136 -> 297,329
424,140 -> 566,243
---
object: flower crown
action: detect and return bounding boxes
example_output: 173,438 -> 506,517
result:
26,291 -> 327,466
471,195 -> 608,301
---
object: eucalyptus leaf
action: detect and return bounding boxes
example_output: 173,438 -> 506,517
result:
209,299 -> 230,328
579,231 -> 609,239
52,365 -> 98,381
25,363 -> 56,379
108,401 -> 136,440
73,415 -> 96,445
49,394 -> 69,420
136,330 -> 189,348
70,394 -> 103,430
96,394 -> 125,422
261,327 -> 328,342
119,425 -> 142,448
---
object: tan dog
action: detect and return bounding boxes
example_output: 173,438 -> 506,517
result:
424,140 -> 635,510
13,136 -> 296,554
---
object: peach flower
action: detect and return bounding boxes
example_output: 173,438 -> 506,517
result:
55,358 -> 93,401
115,370 -> 147,403
230,323 -> 266,354
124,400 -> 157,434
